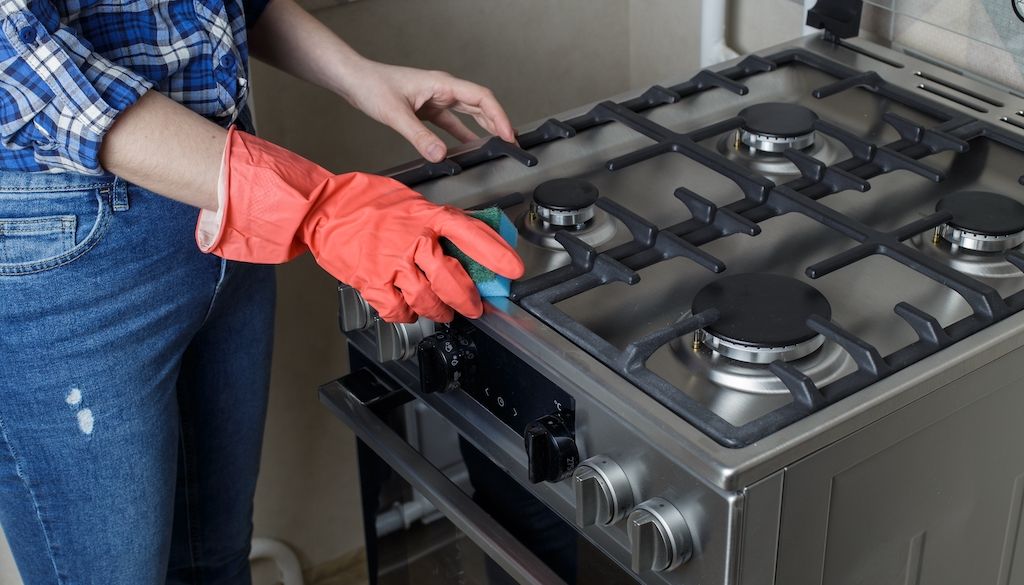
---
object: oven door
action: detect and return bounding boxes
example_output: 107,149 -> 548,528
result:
319,350 -> 638,581
319,370 -> 565,585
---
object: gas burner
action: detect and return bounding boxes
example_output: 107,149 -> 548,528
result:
519,178 -> 616,250
691,273 -> 831,364
738,103 -> 819,153
668,274 -> 845,395
671,324 -> 851,396
532,178 -> 598,228
934,191 -> 1024,252
715,103 -> 838,178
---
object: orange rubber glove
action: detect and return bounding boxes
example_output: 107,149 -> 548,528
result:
196,127 -> 525,323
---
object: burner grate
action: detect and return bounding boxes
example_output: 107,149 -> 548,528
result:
394,47 -> 1024,448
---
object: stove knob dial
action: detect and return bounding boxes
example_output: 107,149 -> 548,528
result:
338,283 -> 373,332
524,415 -> 578,484
417,331 -> 478,393
375,318 -> 434,363
573,457 -> 634,527
627,498 -> 693,574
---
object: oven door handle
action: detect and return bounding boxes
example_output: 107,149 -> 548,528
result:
319,374 -> 568,585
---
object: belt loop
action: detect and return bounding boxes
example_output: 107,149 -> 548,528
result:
111,177 -> 129,212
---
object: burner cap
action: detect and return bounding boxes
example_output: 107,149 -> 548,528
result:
692,273 -> 831,348
739,103 -> 819,137
738,103 -> 819,153
935,191 -> 1024,252
532,178 -> 600,227
936,191 -> 1024,236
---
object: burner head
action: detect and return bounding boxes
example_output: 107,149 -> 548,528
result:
738,103 -> 819,153
532,178 -> 600,228
935,191 -> 1024,252
692,273 -> 831,364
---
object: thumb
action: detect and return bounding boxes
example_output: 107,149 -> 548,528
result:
389,109 -> 447,162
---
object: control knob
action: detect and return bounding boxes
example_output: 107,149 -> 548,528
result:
417,330 -> 478,392
572,456 -> 634,527
338,283 -> 373,332
627,498 -> 693,574
524,415 -> 578,483
376,318 -> 434,363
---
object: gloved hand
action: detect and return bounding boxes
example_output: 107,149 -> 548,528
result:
196,127 -> 525,323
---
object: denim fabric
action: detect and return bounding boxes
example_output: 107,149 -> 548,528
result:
0,168 -> 276,584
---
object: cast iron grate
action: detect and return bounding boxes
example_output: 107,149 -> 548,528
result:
394,48 -> 1024,448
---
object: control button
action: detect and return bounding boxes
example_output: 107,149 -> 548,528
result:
524,414 -> 578,484
627,498 -> 693,574
417,330 -> 477,392
338,284 -> 373,332
375,318 -> 433,363
573,456 -> 634,527
219,53 -> 236,69
18,27 -> 35,44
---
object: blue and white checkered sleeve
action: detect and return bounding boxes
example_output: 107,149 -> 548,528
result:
0,0 -> 153,175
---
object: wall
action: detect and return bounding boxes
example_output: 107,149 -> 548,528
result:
628,0 -> 702,88
875,0 -> 1024,91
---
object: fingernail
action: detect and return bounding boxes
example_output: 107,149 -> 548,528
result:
427,144 -> 445,162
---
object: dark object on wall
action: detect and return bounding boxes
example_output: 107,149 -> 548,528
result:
806,0 -> 864,39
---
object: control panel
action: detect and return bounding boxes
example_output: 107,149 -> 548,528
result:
417,322 -> 577,483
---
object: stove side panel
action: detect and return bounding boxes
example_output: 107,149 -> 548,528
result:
736,471 -> 784,585
774,341 -> 1024,585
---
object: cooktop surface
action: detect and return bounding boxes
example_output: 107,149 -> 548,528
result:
391,42 -> 1024,448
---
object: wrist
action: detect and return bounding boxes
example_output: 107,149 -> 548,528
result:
325,53 -> 378,102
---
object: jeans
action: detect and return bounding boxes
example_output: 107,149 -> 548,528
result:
0,169 -> 276,584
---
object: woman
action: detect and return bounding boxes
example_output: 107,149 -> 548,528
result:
0,0 -> 524,582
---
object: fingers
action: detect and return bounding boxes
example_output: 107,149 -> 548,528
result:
438,212 -> 525,280
385,71 -> 514,155
446,78 -> 516,144
395,268 -> 457,323
413,237 -> 485,319
430,109 -> 479,143
388,108 -> 448,162
360,276 -> 458,323
361,285 -> 417,324
345,224 -> 510,323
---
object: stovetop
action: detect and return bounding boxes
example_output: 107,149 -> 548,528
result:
378,35 -> 1024,483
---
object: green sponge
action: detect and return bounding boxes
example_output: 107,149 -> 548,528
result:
442,208 -> 518,298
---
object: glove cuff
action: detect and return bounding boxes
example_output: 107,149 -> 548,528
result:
195,126 -> 334,263
195,137 -> 231,252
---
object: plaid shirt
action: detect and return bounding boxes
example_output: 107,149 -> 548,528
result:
0,0 -> 268,175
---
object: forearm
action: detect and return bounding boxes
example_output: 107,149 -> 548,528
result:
99,90 -> 225,211
246,0 -> 515,161
248,0 -> 371,101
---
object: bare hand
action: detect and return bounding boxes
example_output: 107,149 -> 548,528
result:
344,62 -> 516,162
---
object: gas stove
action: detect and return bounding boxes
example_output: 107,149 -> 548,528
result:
321,15 -> 1024,585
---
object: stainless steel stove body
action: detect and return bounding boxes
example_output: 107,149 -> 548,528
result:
321,31 -> 1024,585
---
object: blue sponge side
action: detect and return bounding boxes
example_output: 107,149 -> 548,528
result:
472,210 -> 517,298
